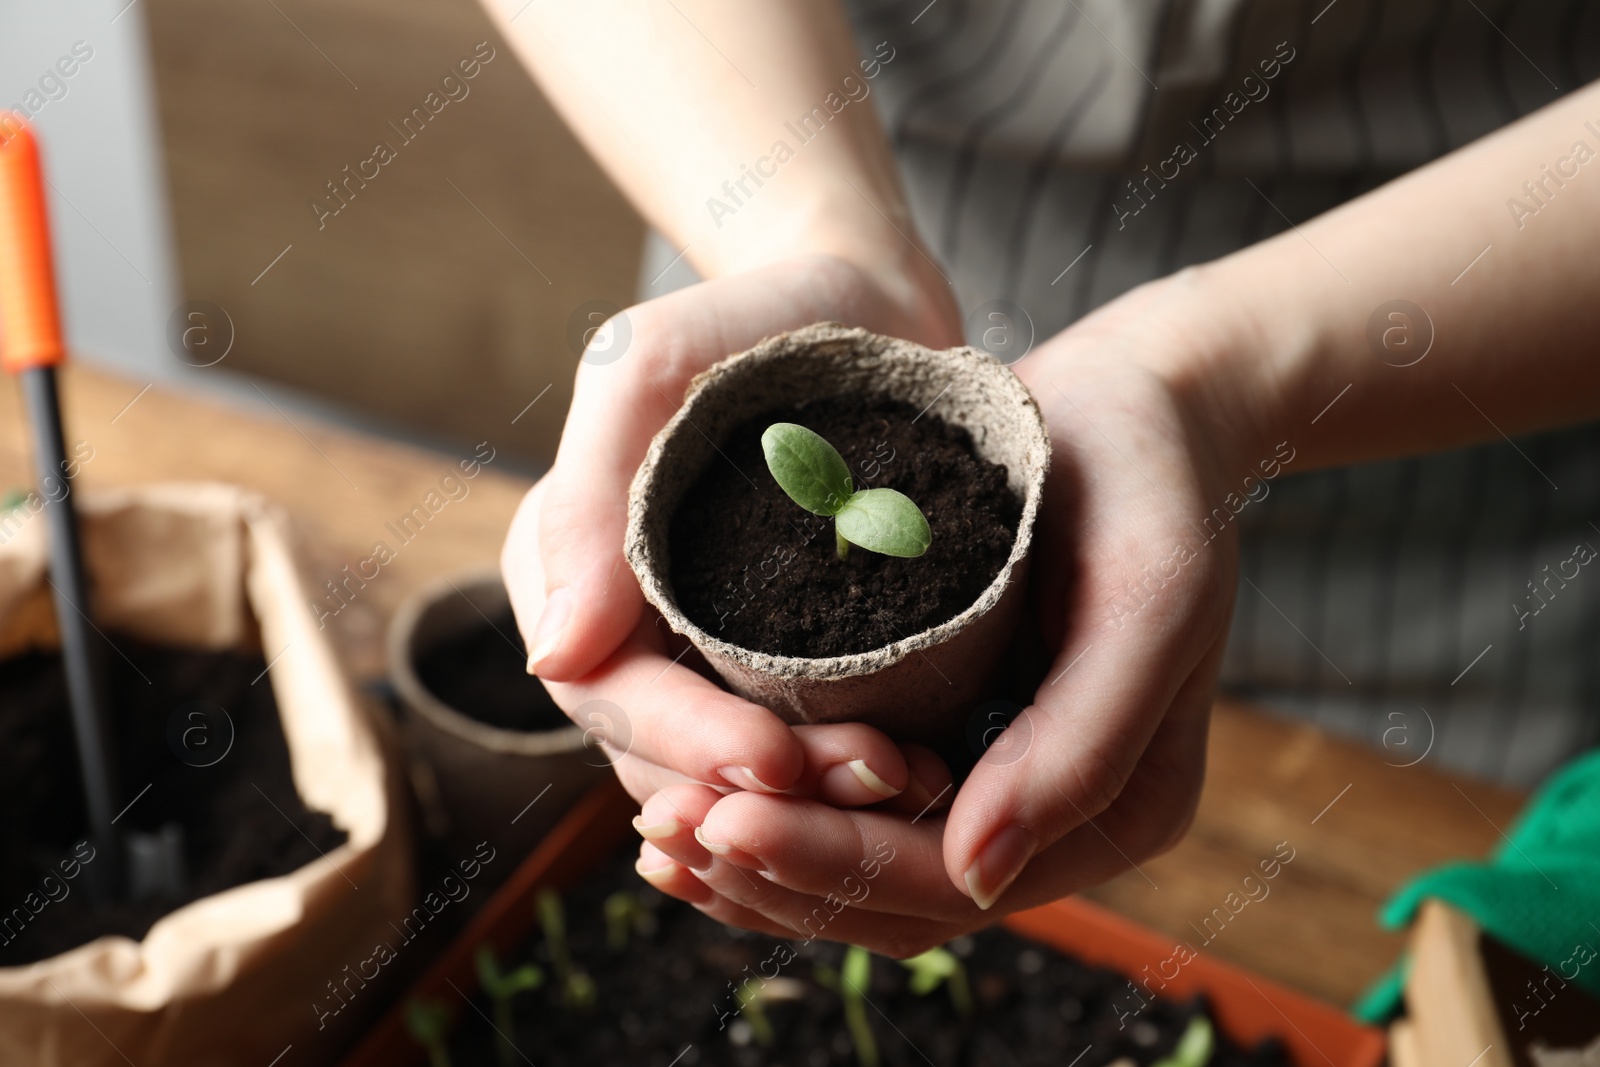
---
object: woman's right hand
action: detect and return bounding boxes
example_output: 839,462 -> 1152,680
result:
500,251 -> 962,853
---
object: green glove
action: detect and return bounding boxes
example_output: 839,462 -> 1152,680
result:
1354,748 -> 1600,1023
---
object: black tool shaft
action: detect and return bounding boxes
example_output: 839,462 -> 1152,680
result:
22,366 -> 120,899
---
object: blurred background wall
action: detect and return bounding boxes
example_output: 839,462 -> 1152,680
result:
1,2 -> 180,391
4,0 -> 645,476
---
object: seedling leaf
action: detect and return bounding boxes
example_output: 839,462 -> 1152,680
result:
899,946 -> 972,1019
835,489 -> 932,558
474,946 -> 541,1067
476,944 -> 544,996
901,947 -> 957,994
1153,1014 -> 1215,1067
762,423 -> 853,516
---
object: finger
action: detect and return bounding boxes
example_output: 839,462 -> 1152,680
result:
696,791 -> 976,923
944,635 -> 1223,909
687,855 -> 963,958
635,846 -> 815,942
686,895 -> 810,944
879,743 -> 954,818
790,723 -> 908,807
545,614 -> 807,793
673,869 -> 817,942
696,731 -> 1205,929
501,478 -> 555,660
609,749 -> 693,806
523,379 -> 663,680
634,843 -> 715,906
632,782 -> 724,870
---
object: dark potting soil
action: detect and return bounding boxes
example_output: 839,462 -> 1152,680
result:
0,634 -> 347,965
670,394 -> 1022,658
439,853 -> 1294,1067
414,609 -> 569,732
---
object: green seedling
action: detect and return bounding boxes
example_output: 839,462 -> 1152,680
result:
536,887 -> 596,1009
404,998 -> 455,1067
762,423 -> 931,561
1153,1014 -> 1216,1067
839,945 -> 881,1067
734,979 -> 775,1048
900,946 -> 972,1019
603,889 -> 656,951
474,945 -> 543,1067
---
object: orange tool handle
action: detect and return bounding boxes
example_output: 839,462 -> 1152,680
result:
0,114 -> 66,373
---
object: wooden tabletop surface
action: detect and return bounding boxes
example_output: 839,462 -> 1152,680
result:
0,364 -> 1528,1010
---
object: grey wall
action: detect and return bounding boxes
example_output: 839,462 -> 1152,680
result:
1,1 -> 181,384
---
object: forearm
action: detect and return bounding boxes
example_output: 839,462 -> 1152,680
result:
481,0 -> 923,284
1177,80 -> 1600,473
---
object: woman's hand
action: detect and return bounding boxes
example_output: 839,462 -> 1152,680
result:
634,272 -> 1262,955
501,251 -> 962,832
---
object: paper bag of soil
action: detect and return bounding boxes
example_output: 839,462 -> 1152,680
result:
0,484 -> 410,1066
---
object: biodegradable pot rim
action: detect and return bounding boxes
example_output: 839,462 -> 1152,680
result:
625,322 -> 1050,682
387,567 -> 588,757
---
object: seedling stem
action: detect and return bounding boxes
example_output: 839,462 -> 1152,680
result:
404,999 -> 454,1067
603,890 -> 655,951
735,979 -> 775,1047
536,887 -> 596,1009
474,945 -> 543,1067
840,945 -> 880,1067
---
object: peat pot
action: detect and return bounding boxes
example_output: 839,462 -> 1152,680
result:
387,569 -> 604,862
625,322 -> 1051,745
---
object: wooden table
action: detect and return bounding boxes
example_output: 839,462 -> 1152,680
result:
0,364 -> 1527,1009
1081,703 -> 1523,1005
0,364 -> 533,680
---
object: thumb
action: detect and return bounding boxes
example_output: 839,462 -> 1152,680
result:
515,358 -> 679,680
941,638 -> 1220,910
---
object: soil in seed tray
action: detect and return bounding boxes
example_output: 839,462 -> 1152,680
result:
0,634 -> 347,965
441,853 -> 1294,1067
670,394 -> 1022,658
414,610 -> 569,732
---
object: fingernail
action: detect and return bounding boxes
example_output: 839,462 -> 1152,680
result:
847,759 -> 901,799
527,588 -> 572,672
631,815 -> 682,840
963,825 -> 1036,911
693,826 -> 735,856
694,827 -> 767,872
635,855 -> 677,887
718,765 -> 785,794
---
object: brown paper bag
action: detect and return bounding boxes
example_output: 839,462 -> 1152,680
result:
0,484 -> 411,1066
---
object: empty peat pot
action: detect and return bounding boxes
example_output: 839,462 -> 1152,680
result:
388,569 -> 603,858
625,322 -> 1050,745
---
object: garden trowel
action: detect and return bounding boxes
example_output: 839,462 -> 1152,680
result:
0,114 -> 184,904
